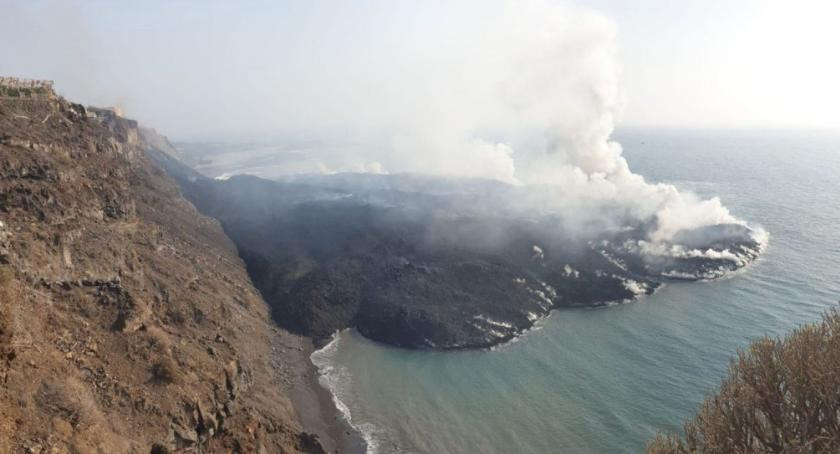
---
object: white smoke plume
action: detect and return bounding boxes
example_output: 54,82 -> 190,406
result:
269,0 -> 747,244
0,0 -> 757,245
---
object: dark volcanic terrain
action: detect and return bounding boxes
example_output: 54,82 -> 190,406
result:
148,151 -> 765,350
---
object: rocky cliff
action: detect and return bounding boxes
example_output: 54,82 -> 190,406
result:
0,94 -> 325,452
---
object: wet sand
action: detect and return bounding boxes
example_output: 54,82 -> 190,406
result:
285,335 -> 367,454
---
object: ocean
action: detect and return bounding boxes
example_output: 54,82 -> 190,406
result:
307,129 -> 840,453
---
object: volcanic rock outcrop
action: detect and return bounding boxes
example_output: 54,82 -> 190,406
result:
148,153 -> 764,350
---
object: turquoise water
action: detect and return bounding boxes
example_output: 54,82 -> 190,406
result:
312,129 -> 840,453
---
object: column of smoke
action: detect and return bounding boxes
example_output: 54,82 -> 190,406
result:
324,0 -> 753,246
1,0 -> 759,246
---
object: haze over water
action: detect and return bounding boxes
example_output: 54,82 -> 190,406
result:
310,129 -> 840,453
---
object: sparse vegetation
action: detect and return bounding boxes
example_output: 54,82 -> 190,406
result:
648,308 -> 840,453
0,266 -> 14,341
165,307 -> 187,326
0,86 -> 48,98
150,356 -> 180,385
0,265 -> 13,295
35,379 -> 98,429
145,325 -> 173,354
0,84 -> 305,452
150,443 -> 172,454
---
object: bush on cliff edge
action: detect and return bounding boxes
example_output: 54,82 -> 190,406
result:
649,307 -> 840,453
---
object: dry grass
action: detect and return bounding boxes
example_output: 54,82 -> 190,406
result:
649,308 -> 840,453
0,266 -> 14,343
145,325 -> 173,354
35,379 -> 100,429
150,356 -> 180,385
150,443 -> 172,454
0,265 -> 13,299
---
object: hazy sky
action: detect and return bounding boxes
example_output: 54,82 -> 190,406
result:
2,0 -> 838,138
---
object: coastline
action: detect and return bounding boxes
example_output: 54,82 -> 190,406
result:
287,336 -> 367,454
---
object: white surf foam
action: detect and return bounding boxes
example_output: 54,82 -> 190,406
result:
310,331 -> 413,454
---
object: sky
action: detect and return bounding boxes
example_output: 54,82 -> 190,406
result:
1,0 -> 839,139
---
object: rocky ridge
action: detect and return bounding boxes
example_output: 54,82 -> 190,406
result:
0,93 -> 327,452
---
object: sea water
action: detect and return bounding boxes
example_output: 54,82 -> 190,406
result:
310,129 -> 840,453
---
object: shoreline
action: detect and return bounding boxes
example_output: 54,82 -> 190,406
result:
287,336 -> 367,454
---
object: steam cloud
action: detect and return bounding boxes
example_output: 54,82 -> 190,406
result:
1,0 -> 763,247
240,0 -> 755,246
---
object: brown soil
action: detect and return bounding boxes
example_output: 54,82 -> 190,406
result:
0,95 -> 334,453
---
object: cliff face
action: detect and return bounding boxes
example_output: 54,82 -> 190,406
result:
0,96 -> 322,452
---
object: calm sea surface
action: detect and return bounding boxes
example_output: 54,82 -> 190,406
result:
310,129 -> 840,453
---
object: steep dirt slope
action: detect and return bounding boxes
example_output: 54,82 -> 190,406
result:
0,96 -> 324,453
